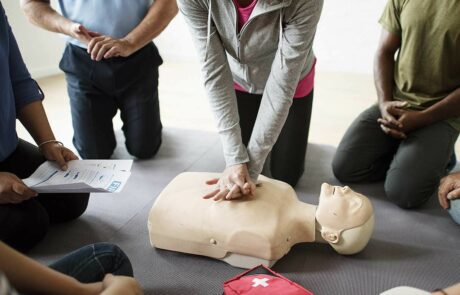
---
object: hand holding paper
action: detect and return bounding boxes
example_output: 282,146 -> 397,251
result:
23,160 -> 133,194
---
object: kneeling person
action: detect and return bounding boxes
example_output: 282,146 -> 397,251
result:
332,0 -> 460,209
0,4 -> 88,252
22,0 -> 178,159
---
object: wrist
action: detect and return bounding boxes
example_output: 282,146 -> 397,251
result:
120,37 -> 139,54
420,109 -> 435,126
378,97 -> 393,106
421,109 -> 436,125
38,140 -> 63,151
60,20 -> 75,36
72,282 -> 103,295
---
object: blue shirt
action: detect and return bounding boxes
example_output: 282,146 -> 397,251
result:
58,0 -> 153,48
0,3 -> 44,162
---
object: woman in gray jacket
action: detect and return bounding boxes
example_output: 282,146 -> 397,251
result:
178,0 -> 323,200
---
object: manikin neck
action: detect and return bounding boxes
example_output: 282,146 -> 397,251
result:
314,220 -> 328,243
292,202 -> 317,244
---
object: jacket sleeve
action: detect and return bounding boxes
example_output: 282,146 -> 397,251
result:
4,6 -> 44,111
247,0 -> 323,181
177,0 -> 249,167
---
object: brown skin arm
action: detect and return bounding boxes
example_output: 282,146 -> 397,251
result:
375,28 -> 460,136
393,82 -> 460,134
374,28 -> 407,135
17,100 -> 55,145
17,100 -> 78,170
422,87 -> 460,125
374,28 -> 401,119
0,241 -> 102,295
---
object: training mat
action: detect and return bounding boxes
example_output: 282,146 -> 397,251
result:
30,128 -> 460,295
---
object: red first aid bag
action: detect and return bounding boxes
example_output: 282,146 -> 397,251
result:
223,265 -> 314,295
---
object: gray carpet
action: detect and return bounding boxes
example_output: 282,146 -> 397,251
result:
30,128 -> 460,295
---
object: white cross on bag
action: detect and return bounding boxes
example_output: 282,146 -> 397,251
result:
252,277 -> 269,288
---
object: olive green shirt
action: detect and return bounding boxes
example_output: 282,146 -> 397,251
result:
379,0 -> 460,131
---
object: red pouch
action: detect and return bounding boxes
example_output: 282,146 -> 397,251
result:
224,265 -> 314,295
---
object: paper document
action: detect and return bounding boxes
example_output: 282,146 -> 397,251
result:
23,160 -> 133,193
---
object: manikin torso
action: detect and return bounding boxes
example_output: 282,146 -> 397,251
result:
148,172 -> 374,268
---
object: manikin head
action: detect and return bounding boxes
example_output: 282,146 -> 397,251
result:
316,183 -> 374,255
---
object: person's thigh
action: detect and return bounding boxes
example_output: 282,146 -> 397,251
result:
49,243 -> 133,283
385,121 -> 459,209
332,104 -> 400,183
60,44 -> 118,159
0,200 -> 49,252
0,141 -> 48,252
0,139 -> 45,178
235,90 -> 263,146
116,46 -> 163,159
0,139 -> 89,225
37,193 -> 89,223
268,91 -> 313,187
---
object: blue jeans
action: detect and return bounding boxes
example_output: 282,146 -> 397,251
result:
49,243 -> 133,283
59,43 -> 163,159
448,199 -> 460,225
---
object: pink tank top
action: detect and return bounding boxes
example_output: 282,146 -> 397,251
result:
232,0 -> 315,98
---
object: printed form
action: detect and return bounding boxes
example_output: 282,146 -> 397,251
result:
23,160 -> 133,193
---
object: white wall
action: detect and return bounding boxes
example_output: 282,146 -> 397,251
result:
314,0 -> 387,74
5,0 -> 388,77
3,1 -> 63,78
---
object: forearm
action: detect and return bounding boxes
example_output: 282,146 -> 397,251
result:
433,283 -> 460,295
247,0 -> 322,180
422,87 -> 460,124
374,50 -> 395,104
0,242 -> 101,295
21,0 -> 73,36
178,0 -> 248,166
123,0 -> 178,52
17,100 -> 55,145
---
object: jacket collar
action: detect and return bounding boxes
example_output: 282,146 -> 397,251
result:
239,0 -> 292,23
227,0 -> 292,18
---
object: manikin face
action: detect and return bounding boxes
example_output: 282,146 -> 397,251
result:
316,183 -> 373,244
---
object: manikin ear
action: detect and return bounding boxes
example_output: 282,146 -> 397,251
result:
349,196 -> 363,214
321,229 -> 341,244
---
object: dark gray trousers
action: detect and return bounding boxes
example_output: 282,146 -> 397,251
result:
332,105 -> 459,209
236,90 -> 314,187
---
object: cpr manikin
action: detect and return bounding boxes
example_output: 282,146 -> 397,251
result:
148,172 -> 375,269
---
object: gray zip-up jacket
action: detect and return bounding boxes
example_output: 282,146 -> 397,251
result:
178,0 -> 323,181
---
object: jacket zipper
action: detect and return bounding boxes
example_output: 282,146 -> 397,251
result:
230,1 -> 241,60
231,1 -> 287,61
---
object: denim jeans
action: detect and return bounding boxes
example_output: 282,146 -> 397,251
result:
59,43 -> 163,160
448,199 -> 460,225
49,243 -> 133,283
